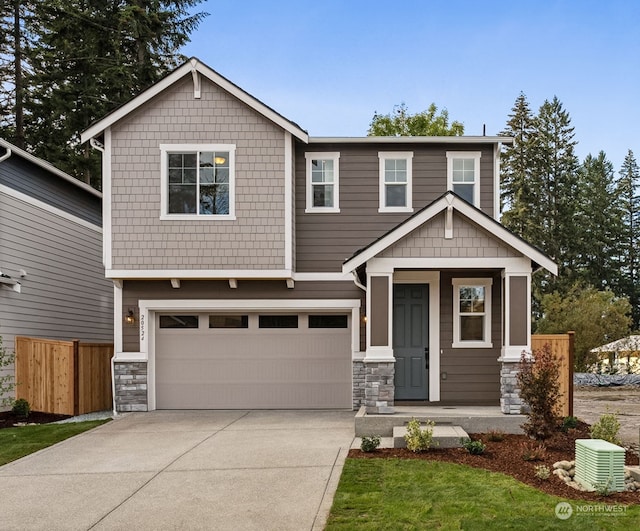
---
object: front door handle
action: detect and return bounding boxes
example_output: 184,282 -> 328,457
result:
424,347 -> 429,369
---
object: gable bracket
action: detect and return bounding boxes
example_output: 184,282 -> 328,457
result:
445,205 -> 454,239
191,67 -> 201,99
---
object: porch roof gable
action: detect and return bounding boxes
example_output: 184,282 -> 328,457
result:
341,192 -> 558,275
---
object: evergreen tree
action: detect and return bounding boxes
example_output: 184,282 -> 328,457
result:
500,92 -> 536,237
574,152 -> 622,291
617,150 -> 640,329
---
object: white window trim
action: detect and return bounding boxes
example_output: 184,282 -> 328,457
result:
446,151 -> 481,207
378,151 -> 413,213
305,152 -> 340,213
160,143 -> 236,220
452,277 -> 493,348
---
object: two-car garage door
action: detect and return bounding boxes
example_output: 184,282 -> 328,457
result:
155,312 -> 352,409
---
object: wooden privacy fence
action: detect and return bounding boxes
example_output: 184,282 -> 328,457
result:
531,332 -> 575,418
15,336 -> 113,416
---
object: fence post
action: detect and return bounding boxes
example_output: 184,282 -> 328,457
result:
73,340 -> 80,416
567,331 -> 575,417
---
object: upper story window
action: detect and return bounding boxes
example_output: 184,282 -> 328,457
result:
452,278 -> 492,348
160,144 -> 236,220
379,152 -> 413,213
447,151 -> 481,207
305,152 -> 340,213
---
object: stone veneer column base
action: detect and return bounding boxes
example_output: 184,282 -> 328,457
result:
114,361 -> 148,412
364,361 -> 395,414
352,360 -> 366,410
500,361 -> 524,414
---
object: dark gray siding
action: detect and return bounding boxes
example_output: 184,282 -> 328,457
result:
294,142 -> 495,272
122,279 -> 364,351
0,192 -> 113,395
439,270 -> 501,405
0,154 -> 101,226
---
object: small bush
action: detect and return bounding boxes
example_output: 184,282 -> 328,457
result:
534,464 -> 550,480
486,430 -> 505,442
521,441 -> 547,461
517,345 -> 562,440
590,411 -> 622,446
561,416 -> 579,432
404,418 -> 437,452
593,476 -> 614,497
360,435 -> 381,452
11,398 -> 30,418
461,438 -> 486,455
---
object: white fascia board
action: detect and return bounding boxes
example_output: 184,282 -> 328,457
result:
292,272 -> 352,281
81,59 -> 309,144
138,298 -> 360,312
106,269 -> 293,279
0,184 -> 102,232
0,138 -> 101,198
309,136 -> 513,145
342,193 -> 557,276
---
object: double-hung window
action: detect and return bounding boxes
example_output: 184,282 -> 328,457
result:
447,151 -> 481,207
305,152 -> 339,212
452,278 -> 492,348
160,144 -> 236,219
379,152 -> 413,212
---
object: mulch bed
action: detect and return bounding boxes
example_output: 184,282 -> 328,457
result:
350,422 -> 640,503
0,410 -> 71,429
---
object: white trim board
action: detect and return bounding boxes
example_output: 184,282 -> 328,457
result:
342,192 -> 557,275
0,184 -> 102,232
106,269 -> 293,279
81,58 -> 309,143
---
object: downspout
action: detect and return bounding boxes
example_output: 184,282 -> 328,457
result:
0,147 -> 12,163
89,138 -> 104,154
351,270 -> 366,292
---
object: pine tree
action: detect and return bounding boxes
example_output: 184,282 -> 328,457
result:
574,152 -> 622,291
617,150 -> 640,329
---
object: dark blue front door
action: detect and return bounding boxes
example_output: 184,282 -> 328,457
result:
393,284 -> 429,400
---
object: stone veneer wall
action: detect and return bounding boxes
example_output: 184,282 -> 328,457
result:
114,362 -> 148,412
500,362 -> 523,414
364,361 -> 395,414
352,360 -> 365,410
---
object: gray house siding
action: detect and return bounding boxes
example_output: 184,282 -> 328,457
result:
109,75 -> 287,271
121,279 -> 363,351
0,153 -> 101,225
439,270 -> 501,405
0,191 -> 113,398
295,143 -> 496,272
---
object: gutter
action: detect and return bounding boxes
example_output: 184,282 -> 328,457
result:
0,147 -> 12,163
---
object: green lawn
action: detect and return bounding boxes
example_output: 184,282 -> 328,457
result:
0,420 -> 109,466
326,458 -> 640,530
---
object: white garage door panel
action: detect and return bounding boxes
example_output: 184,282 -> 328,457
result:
155,314 -> 352,409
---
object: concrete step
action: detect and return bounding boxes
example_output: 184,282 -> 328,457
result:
393,425 -> 469,449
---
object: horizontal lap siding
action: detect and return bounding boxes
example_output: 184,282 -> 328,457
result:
439,271 -> 501,405
121,279 -> 363,352
295,143 -> 495,272
110,76 -> 286,271
0,192 -> 113,361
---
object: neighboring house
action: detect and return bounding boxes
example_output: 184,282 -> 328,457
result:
0,139 -> 113,401
591,335 -> 640,373
80,58 -> 556,414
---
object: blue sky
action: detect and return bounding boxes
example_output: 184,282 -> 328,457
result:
183,0 -> 639,171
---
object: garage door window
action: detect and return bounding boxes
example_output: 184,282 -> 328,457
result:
159,315 -> 199,328
259,315 -> 298,328
209,315 -> 249,329
309,315 -> 348,328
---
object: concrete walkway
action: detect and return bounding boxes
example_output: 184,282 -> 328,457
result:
0,410 -> 355,531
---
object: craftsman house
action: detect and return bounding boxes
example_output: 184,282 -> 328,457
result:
81,58 -> 556,413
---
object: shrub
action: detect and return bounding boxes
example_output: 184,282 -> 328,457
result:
561,416 -> 579,432
461,438 -> 486,455
534,464 -> 550,480
360,435 -> 381,452
486,430 -> 505,442
590,411 -> 622,446
0,335 -> 15,406
521,441 -> 547,461
12,398 -> 30,418
593,476 -> 614,497
404,418 -> 437,452
517,344 -> 562,440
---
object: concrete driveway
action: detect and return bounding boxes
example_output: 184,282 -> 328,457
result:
0,410 -> 355,531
